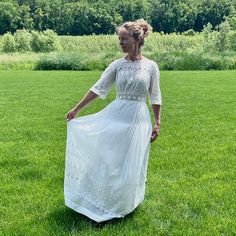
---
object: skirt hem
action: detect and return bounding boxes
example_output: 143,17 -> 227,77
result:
65,198 -> 124,223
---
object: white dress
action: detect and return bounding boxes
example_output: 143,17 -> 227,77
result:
64,57 -> 162,223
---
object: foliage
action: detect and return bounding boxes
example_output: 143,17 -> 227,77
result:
182,29 -> 195,36
202,20 -> 232,52
149,51 -> 236,70
0,27 -> 235,70
2,32 -> 16,53
0,0 -> 235,35
0,1 -> 18,34
193,0 -> 232,31
14,29 -> 32,52
16,50 -> 235,71
0,52 -> 39,70
202,23 -> 215,52
1,29 -> 61,53
215,20 -> 231,51
35,52 -> 85,70
150,0 -> 197,33
229,31 -> 236,50
35,51 -> 115,71
31,29 -> 62,52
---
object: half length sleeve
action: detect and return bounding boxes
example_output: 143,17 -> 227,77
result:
148,62 -> 162,105
89,62 -> 116,99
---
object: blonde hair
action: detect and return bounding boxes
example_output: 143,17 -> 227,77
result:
117,19 -> 153,47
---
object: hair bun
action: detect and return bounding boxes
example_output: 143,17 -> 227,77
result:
117,19 -> 153,47
135,19 -> 153,38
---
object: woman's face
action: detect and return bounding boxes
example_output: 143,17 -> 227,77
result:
118,28 -> 139,53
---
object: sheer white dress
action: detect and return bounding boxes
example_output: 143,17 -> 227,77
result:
64,57 -> 162,222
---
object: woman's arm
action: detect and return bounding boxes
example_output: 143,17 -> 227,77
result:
66,61 -> 116,121
150,104 -> 161,142
74,90 -> 98,112
66,90 -> 98,121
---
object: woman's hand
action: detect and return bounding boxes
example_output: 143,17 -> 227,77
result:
65,91 -> 98,122
66,107 -> 79,121
150,122 -> 160,143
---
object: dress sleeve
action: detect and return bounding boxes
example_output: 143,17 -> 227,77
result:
89,62 -> 116,99
148,62 -> 162,105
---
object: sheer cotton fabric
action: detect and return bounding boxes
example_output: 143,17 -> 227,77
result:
64,58 -> 162,222
90,58 -> 161,105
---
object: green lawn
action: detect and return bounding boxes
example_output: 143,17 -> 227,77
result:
0,70 -> 235,235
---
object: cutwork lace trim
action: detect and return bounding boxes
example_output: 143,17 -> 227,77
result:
116,93 -> 146,101
65,146 -> 122,217
111,58 -> 154,74
65,175 -> 122,217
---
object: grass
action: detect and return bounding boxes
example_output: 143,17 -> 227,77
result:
0,53 -> 42,70
0,70 -> 235,235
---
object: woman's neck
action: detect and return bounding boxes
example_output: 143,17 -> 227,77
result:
125,53 -> 143,61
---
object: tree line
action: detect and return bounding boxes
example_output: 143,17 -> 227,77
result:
0,0 -> 235,35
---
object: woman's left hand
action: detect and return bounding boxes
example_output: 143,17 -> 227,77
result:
151,122 -> 160,143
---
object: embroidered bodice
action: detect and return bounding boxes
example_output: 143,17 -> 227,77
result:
90,58 -> 162,105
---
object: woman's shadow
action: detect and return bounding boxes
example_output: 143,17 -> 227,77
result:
48,206 -> 137,232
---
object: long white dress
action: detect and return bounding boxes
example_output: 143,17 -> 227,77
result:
64,57 -> 162,223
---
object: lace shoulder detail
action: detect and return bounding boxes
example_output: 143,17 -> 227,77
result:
108,58 -> 126,69
112,58 -> 154,72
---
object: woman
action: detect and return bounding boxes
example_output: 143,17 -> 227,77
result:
64,19 -> 162,223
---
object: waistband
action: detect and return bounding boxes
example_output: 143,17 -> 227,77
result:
116,93 -> 146,101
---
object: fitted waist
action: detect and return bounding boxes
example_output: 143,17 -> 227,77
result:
116,93 -> 146,101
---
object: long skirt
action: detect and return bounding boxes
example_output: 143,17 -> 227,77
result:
64,98 -> 152,222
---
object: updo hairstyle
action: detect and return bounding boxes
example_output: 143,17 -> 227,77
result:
117,19 -> 153,47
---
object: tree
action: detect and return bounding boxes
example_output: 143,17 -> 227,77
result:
0,2 -> 18,34
115,0 -> 151,22
17,4 -> 34,30
0,0 -> 235,35
150,0 -> 196,33
34,7 -> 44,31
194,0 -> 232,31
215,20 -> 231,51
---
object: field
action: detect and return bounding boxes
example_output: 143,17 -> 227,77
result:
0,32 -> 236,70
0,70 -> 235,235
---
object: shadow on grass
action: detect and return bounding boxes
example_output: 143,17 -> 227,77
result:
48,206 -> 137,232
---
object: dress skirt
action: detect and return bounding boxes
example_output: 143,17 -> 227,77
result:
64,97 -> 153,222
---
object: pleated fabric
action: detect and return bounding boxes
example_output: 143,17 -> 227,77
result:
64,99 -> 152,222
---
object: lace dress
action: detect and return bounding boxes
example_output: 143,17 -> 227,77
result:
64,57 -> 162,222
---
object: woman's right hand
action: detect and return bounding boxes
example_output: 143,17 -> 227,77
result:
66,108 -> 79,121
